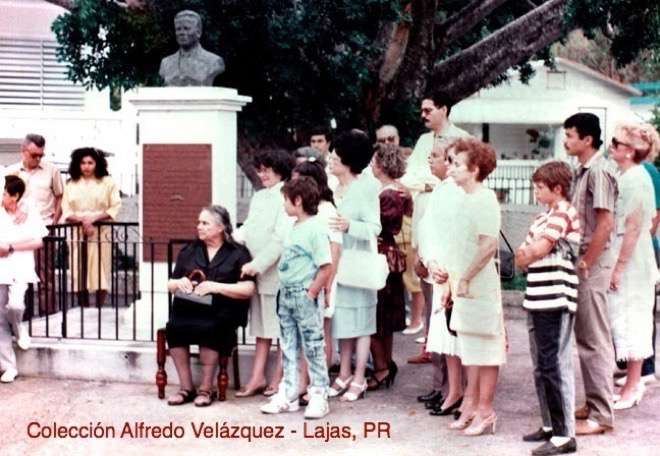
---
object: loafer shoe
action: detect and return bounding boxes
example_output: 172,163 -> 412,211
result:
575,419 -> 611,436
531,438 -> 577,455
417,390 -> 443,403
523,427 -> 553,442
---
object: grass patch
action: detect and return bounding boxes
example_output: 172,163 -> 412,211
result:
502,273 -> 527,291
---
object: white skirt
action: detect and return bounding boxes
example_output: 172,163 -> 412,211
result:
426,284 -> 459,356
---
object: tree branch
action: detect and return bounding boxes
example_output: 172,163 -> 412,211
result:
430,0 -> 568,103
435,0 -> 511,49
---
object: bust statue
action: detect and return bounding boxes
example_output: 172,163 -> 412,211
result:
159,10 -> 225,87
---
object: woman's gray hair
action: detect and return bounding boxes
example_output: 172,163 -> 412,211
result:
202,205 -> 234,242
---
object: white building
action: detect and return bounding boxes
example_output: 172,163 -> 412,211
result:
451,57 -> 643,204
0,0 -> 137,194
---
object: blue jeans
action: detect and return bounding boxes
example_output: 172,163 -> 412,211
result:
278,285 -> 329,401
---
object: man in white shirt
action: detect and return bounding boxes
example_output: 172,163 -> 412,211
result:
309,126 -> 340,192
402,91 -> 470,374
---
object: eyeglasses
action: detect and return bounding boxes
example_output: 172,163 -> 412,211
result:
30,153 -> 44,160
611,137 -> 632,149
376,136 -> 397,144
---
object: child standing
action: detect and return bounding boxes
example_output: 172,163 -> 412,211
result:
515,161 -> 581,456
261,176 -> 332,418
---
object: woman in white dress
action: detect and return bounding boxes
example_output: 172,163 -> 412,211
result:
607,123 -> 658,409
442,138 -> 505,436
424,144 -> 466,416
234,149 -> 293,397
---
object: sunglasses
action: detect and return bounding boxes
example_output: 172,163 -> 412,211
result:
611,137 -> 632,149
376,136 -> 397,144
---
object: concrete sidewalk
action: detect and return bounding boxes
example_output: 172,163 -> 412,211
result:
1,305 -> 658,456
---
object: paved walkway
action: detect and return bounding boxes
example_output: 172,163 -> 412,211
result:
1,306 -> 658,456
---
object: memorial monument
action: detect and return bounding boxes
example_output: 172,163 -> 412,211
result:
159,10 -> 225,87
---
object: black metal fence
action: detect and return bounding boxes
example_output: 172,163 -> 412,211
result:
25,225 -> 249,344
26,221 -> 148,341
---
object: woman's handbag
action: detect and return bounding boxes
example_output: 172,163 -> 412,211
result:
173,269 -> 213,307
449,295 -> 502,337
336,239 -> 389,290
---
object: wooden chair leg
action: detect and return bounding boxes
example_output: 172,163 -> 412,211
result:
217,357 -> 229,402
156,329 -> 168,399
232,346 -> 241,390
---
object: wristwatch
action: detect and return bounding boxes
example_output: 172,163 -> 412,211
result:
7,244 -> 14,254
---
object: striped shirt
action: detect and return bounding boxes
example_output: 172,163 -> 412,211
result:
523,201 -> 581,312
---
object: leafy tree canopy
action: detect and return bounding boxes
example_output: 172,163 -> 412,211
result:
51,0 -> 660,150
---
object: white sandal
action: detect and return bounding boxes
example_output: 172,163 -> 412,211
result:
340,381 -> 367,402
328,375 -> 353,398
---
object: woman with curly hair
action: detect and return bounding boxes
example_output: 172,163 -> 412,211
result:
61,148 -> 121,307
367,143 -> 410,390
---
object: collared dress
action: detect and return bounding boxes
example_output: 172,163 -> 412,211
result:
165,240 -> 253,356
60,176 -> 121,292
331,174 -> 382,339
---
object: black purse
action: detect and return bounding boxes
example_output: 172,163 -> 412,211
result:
445,299 -> 457,337
172,269 -> 214,320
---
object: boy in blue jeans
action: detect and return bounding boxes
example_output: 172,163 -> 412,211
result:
261,176 -> 332,418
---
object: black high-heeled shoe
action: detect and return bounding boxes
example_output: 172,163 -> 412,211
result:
429,397 -> 463,416
367,368 -> 391,391
388,360 -> 398,386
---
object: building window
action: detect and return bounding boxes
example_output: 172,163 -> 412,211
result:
0,36 -> 85,108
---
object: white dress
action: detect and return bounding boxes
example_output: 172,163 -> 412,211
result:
423,178 -> 465,357
452,186 -> 506,366
608,165 -> 657,361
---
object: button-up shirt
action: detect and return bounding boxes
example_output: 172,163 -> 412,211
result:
571,151 -> 618,254
6,160 -> 64,225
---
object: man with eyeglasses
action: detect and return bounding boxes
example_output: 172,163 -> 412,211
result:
562,113 -> 617,436
399,92 -> 470,409
6,134 -> 64,315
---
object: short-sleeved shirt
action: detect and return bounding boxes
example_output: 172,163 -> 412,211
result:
571,152 -> 618,255
278,216 -> 332,287
642,161 -> 660,251
523,200 -> 581,248
6,160 -> 64,225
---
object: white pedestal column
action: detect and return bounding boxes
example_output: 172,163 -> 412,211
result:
126,87 -> 251,331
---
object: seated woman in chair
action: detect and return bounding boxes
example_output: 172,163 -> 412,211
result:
166,205 -> 255,407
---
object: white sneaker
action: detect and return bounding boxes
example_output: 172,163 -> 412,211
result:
0,368 -> 18,383
615,374 -> 657,387
260,394 -> 300,414
304,393 -> 329,419
17,326 -> 31,350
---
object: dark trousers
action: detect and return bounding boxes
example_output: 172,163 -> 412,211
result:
641,296 -> 656,376
528,310 -> 576,438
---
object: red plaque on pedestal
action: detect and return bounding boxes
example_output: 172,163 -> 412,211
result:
143,144 -> 212,261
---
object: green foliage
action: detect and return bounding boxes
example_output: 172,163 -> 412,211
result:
51,1 -> 660,149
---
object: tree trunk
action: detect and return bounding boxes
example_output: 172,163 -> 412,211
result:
429,0 -> 567,103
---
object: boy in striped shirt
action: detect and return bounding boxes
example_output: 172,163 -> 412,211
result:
515,161 -> 581,456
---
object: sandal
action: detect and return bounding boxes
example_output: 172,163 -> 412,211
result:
167,389 -> 196,406
194,389 -> 216,407
328,375 -> 353,398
